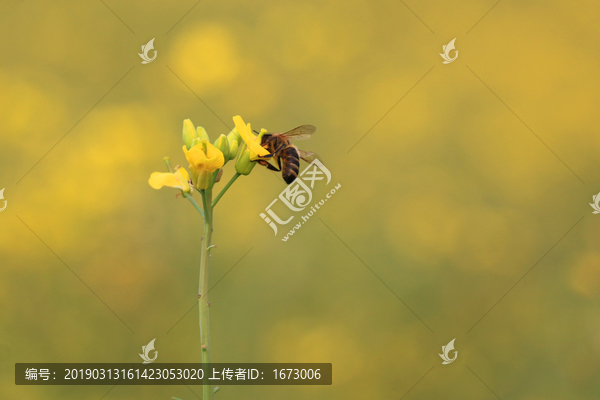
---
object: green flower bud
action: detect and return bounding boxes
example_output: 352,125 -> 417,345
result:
213,134 -> 230,162
227,127 -> 242,145
182,119 -> 199,150
196,126 -> 210,142
228,140 -> 239,161
190,137 -> 201,149
235,143 -> 257,175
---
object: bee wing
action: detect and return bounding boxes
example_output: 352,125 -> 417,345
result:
298,150 -> 321,163
281,125 -> 316,141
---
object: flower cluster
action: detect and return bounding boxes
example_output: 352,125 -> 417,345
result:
148,115 -> 284,400
149,115 -> 272,194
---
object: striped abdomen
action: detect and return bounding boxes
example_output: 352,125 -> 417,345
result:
281,146 -> 300,184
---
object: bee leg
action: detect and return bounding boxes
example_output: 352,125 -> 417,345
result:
259,157 -> 280,171
274,143 -> 286,153
261,143 -> 285,159
263,135 -> 277,145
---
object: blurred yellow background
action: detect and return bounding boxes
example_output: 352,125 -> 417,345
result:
1,0 -> 600,399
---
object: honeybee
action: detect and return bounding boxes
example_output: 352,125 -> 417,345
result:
257,125 -> 318,184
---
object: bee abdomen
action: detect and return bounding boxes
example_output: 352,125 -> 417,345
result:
282,146 -> 300,184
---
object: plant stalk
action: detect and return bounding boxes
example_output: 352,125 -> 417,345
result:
212,172 -> 241,207
199,188 -> 214,399
184,193 -> 205,220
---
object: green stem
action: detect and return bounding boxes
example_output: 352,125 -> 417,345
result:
183,193 -> 205,220
212,172 -> 241,207
199,188 -> 214,399
163,157 -> 174,172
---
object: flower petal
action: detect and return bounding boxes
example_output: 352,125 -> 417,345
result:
175,167 -> 190,182
182,142 -> 225,173
205,153 -> 225,172
204,141 -> 225,169
233,115 -> 270,160
233,115 -> 254,144
149,172 -> 181,190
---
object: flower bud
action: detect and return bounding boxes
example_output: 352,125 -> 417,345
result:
196,126 -> 210,142
235,143 -> 257,175
227,127 -> 242,145
228,140 -> 239,161
213,134 -> 230,162
182,119 -> 199,150
190,137 -> 201,149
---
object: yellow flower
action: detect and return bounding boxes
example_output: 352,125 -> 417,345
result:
149,166 -> 191,193
183,140 -> 225,190
233,115 -> 270,161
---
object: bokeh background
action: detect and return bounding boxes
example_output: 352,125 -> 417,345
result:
2,0 -> 600,399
